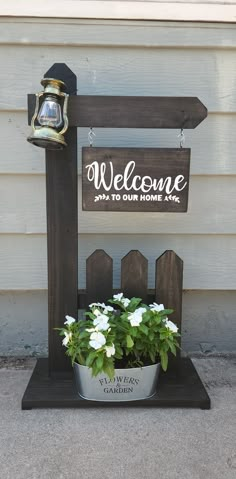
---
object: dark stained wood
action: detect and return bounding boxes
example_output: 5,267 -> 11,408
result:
44,63 -> 77,94
121,250 -> 148,301
86,250 -> 113,307
78,289 -> 156,309
45,64 -> 78,374
28,95 -> 207,129
22,358 -> 211,410
155,250 -> 183,344
82,147 -> 190,212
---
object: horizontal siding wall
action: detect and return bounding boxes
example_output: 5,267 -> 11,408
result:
1,19 -> 236,49
1,291 -> 236,356
0,18 -> 235,354
0,234 -> 235,290
1,113 -> 236,175
1,2 -> 236,22
1,175 -> 236,234
1,46 -> 236,111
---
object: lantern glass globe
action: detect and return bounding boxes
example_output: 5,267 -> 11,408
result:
38,97 -> 63,128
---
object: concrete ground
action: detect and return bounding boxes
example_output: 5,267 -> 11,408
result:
0,357 -> 236,479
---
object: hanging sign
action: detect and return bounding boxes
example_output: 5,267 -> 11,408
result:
82,147 -> 190,212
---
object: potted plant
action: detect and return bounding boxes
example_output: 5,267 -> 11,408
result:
57,293 -> 180,401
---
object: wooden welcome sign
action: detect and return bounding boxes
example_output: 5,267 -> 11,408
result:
82,147 -> 190,212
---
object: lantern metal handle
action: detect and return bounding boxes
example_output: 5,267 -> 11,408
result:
30,92 -> 44,131
59,93 -> 69,136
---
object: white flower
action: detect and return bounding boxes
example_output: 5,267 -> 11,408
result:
122,298 -> 130,307
113,293 -> 124,301
89,331 -> 106,350
90,304 -> 114,316
62,331 -> 72,346
95,323 -> 110,331
103,305 -> 114,313
86,327 -> 97,333
93,314 -> 110,331
93,308 -> 101,317
105,344 -> 115,357
89,302 -> 106,309
98,303 -> 106,308
165,320 -> 178,333
128,307 -> 146,327
64,315 -> 76,325
137,307 -> 147,315
149,303 -> 165,312
113,293 -> 130,307
129,313 -> 142,327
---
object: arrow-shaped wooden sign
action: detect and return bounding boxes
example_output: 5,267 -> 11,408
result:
28,94 -> 207,129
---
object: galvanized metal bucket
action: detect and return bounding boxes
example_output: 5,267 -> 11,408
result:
73,362 -> 160,401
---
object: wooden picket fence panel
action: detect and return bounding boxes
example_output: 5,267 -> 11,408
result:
155,251 -> 183,334
84,249 -> 183,348
86,250 -> 113,306
22,245 -> 211,409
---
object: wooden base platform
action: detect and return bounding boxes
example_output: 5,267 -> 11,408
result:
22,358 -> 210,410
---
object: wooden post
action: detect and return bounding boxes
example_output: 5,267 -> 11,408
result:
44,64 -> 78,375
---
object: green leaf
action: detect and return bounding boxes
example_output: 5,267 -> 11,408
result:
160,333 -> 167,340
142,310 -> 152,321
77,352 -> 86,365
160,351 -> 168,371
149,351 -> 156,363
126,335 -> 134,348
103,360 -> 115,379
85,312 -> 95,320
128,297 -> 142,311
131,327 -> 138,337
162,309 -> 174,315
85,351 -> 97,367
152,315 -> 162,325
79,331 -> 90,339
96,355 -> 104,370
135,341 -> 144,350
115,345 -> 123,357
167,340 -> 176,356
92,363 -> 100,377
139,324 -> 149,335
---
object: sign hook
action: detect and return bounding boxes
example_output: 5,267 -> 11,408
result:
178,128 -> 185,148
88,127 -> 96,147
